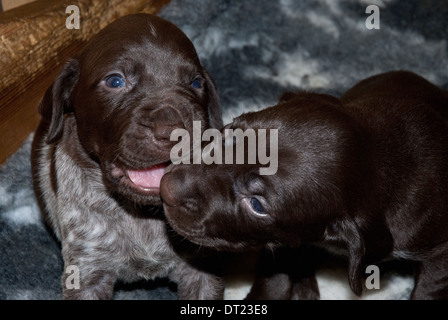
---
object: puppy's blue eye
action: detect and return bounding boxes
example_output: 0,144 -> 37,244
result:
191,78 -> 203,89
250,198 -> 265,214
106,75 -> 126,88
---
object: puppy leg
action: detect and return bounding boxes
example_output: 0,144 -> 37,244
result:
246,246 -> 320,300
246,273 -> 293,300
61,264 -> 116,300
245,248 -> 293,299
290,273 -> 320,300
411,249 -> 448,300
61,241 -> 117,299
171,260 -> 225,300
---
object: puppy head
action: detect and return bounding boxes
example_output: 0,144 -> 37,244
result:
38,14 -> 222,205
161,92 -> 365,250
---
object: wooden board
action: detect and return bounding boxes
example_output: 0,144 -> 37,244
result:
0,0 -> 37,12
0,0 -> 170,164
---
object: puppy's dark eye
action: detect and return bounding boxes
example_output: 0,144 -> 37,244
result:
250,198 -> 265,214
105,75 -> 126,88
241,197 -> 268,217
191,78 -> 203,89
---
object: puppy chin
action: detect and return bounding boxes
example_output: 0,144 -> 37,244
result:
163,207 -> 258,252
115,183 -> 162,206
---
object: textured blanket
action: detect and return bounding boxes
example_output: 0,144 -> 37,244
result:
1,0 -> 447,300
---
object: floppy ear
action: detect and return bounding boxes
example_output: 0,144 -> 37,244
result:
326,218 -> 365,296
344,221 -> 365,296
203,70 -> 223,129
39,58 -> 79,144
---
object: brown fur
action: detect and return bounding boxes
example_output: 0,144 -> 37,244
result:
161,71 -> 448,299
31,13 -> 224,299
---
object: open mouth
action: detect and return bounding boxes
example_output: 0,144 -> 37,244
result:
109,161 -> 170,194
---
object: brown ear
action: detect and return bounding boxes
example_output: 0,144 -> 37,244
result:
326,218 -> 365,296
203,70 -> 223,129
39,59 -> 79,144
342,219 -> 365,296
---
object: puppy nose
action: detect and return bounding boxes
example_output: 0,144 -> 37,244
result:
154,122 -> 184,148
160,167 -> 198,209
160,172 -> 179,207
151,107 -> 185,150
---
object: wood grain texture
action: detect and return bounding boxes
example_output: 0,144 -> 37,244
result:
1,0 -> 37,12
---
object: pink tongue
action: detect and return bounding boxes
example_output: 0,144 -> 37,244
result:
127,164 -> 167,189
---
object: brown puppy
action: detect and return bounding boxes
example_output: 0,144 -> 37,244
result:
161,71 -> 448,299
31,13 -> 224,299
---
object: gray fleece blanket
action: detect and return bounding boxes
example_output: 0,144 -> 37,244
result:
1,0 -> 448,300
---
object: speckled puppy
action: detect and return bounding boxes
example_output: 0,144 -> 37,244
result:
31,13 -> 223,299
